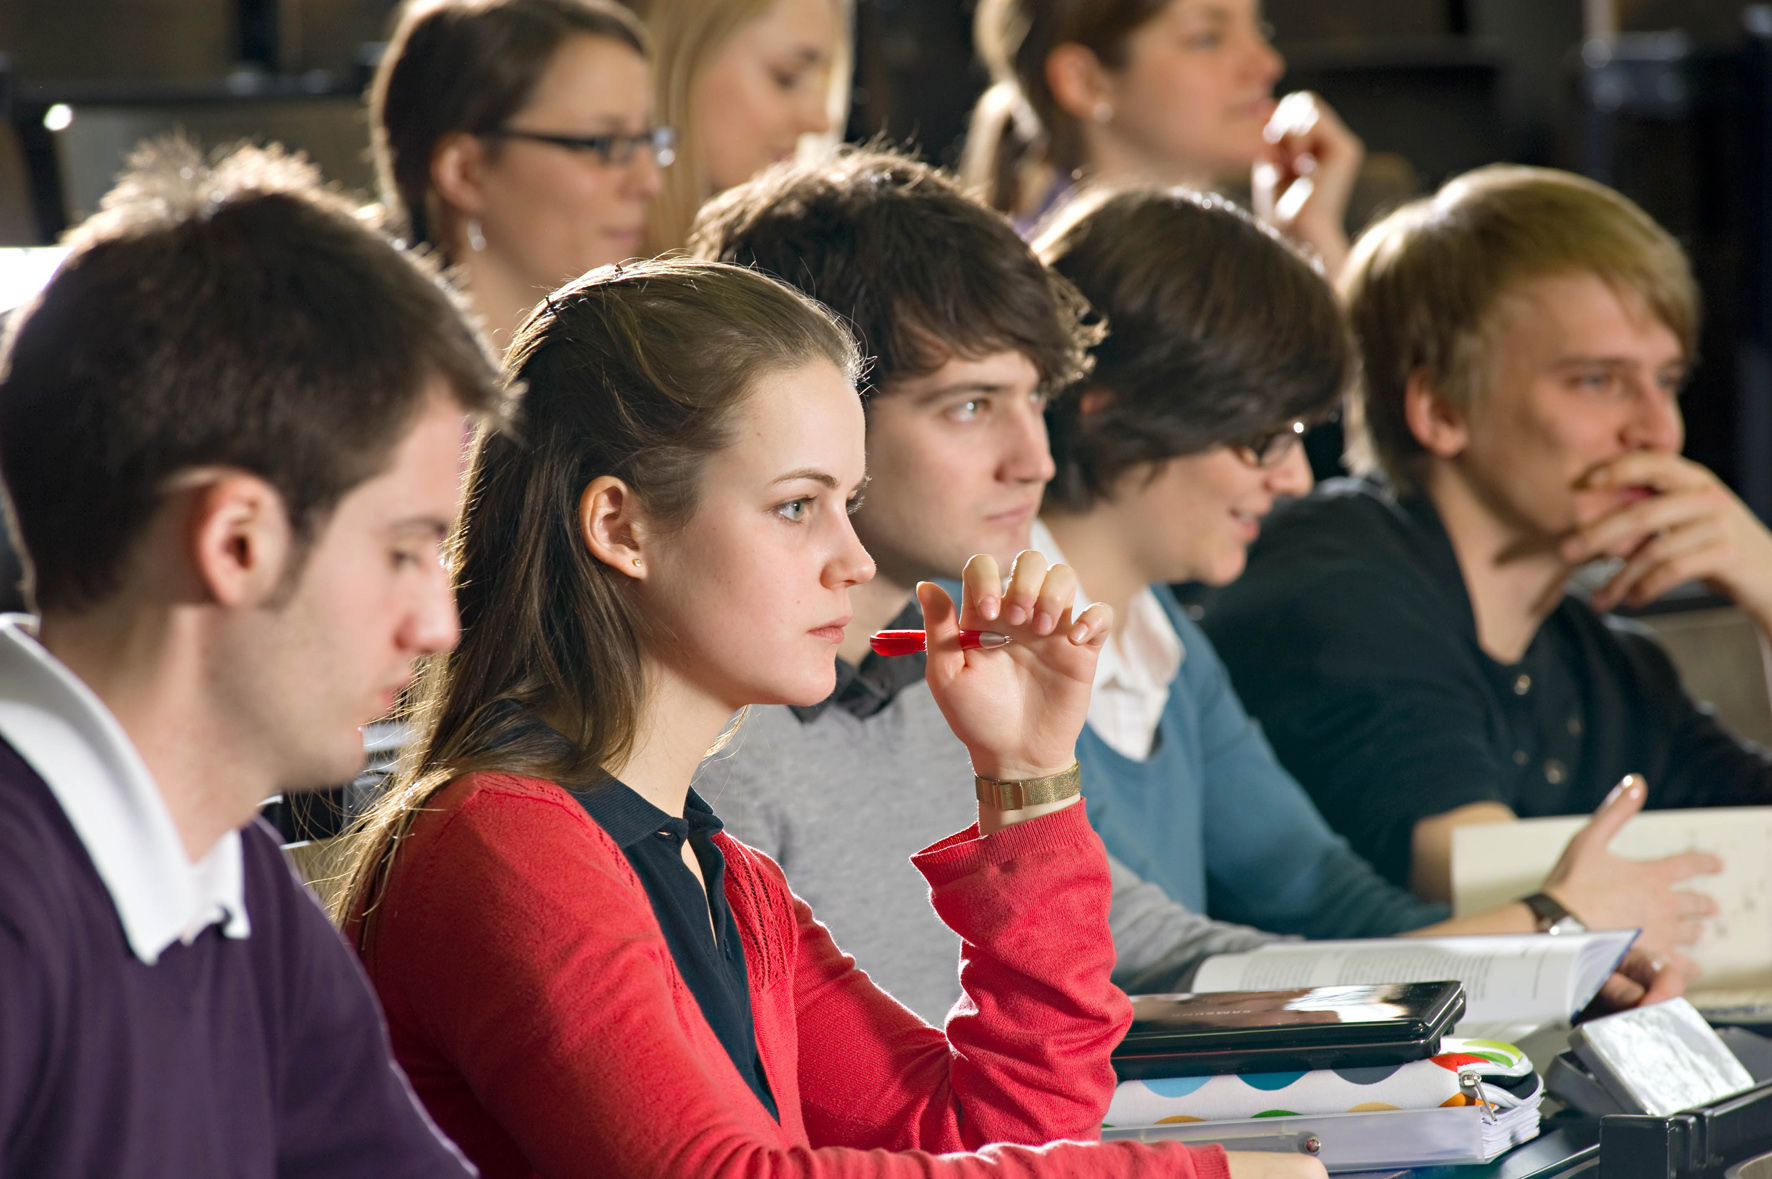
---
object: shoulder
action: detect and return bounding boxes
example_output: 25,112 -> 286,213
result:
1212,481 -> 1453,642
0,743 -> 105,944
384,771 -> 639,921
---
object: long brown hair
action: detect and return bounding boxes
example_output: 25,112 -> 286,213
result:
960,0 -> 1169,217
371,0 -> 648,255
333,257 -> 858,934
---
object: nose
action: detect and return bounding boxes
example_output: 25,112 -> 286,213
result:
799,86 -> 833,136
826,512 -> 876,589
1002,397 -> 1058,486
1251,24 -> 1285,87
404,565 -> 462,657
1267,440 -> 1314,498
1625,377 -> 1685,452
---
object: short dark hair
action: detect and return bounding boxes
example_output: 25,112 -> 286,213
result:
1036,187 -> 1350,512
687,145 -> 1099,400
373,0 -> 648,252
0,137 -> 504,614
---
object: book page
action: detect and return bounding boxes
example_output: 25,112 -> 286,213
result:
1191,932 -> 1633,1025
1451,807 -> 1772,989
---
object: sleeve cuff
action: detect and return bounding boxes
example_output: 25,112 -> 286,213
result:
910,798 -> 1097,888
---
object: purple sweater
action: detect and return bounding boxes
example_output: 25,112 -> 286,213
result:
0,737 -> 473,1177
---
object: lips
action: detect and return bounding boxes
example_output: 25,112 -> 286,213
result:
984,499 -> 1040,528
809,614 -> 851,644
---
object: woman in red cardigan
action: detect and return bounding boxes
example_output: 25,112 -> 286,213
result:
336,259 -> 1323,1179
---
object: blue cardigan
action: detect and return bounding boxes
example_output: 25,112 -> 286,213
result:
1077,586 -> 1450,938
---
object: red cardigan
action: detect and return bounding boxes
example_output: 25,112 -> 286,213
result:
354,771 -> 1228,1179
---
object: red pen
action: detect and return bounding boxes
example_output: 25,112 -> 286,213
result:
870,629 -> 1012,657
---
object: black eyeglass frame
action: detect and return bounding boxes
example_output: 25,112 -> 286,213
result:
481,125 -> 676,167
1230,409 -> 1341,469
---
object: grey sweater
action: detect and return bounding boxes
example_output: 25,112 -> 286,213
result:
694,677 -> 1280,1024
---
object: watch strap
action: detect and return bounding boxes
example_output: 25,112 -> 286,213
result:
975,761 -> 1082,810
1521,891 -> 1586,933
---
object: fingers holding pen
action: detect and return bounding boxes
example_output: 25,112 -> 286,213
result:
959,553 -> 1003,630
999,550 -> 1053,628
1070,602 -> 1113,648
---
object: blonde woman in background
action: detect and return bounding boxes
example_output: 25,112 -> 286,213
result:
964,0 -> 1363,276
630,0 -> 850,252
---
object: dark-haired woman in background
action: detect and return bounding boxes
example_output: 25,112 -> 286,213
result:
1028,187 -> 1696,990
965,0 -> 1361,275
333,257 -> 1313,1179
372,0 -> 669,346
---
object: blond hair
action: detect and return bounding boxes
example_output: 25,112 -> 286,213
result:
1341,165 -> 1699,491
634,0 -> 851,254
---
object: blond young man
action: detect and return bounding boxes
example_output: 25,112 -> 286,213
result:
1206,167 -> 1765,934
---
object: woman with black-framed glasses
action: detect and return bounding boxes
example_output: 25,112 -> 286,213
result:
372,0 -> 671,348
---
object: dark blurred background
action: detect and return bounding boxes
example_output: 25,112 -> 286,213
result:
2,0 -> 1772,513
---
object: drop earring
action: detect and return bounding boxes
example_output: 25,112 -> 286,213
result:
466,217 -> 486,252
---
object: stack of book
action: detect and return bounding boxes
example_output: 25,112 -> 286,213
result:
1102,931 -> 1641,1170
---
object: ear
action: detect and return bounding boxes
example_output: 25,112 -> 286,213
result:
578,475 -> 649,580
1078,386 -> 1114,416
1045,42 -> 1112,123
1402,369 -> 1470,459
186,472 -> 294,608
431,131 -> 490,220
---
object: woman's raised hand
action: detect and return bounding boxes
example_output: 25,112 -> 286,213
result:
918,552 -> 1111,810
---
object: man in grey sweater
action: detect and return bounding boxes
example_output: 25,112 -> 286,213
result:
688,149 -> 1277,1023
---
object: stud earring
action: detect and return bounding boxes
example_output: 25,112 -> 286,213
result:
466,217 -> 486,252
632,557 -> 641,568
1092,102 -> 1114,124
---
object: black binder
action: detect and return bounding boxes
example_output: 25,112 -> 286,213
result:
1113,980 -> 1465,1080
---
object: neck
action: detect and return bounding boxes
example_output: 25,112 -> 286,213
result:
1080,129 -> 1223,195
1424,463 -> 1571,665
453,246 -> 546,353
608,658 -> 738,818
1041,508 -> 1147,634
836,568 -> 917,666
37,607 -> 269,863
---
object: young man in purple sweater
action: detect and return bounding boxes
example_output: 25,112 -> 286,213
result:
0,141 -> 504,1176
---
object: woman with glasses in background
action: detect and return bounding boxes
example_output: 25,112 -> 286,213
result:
1022,187 -> 1694,981
372,0 -> 673,347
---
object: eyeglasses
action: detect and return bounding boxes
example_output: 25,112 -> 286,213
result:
482,125 -> 676,167
1231,418 -> 1311,469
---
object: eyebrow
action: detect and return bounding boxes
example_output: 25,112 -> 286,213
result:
1549,354 -> 1686,370
385,515 -> 454,538
770,467 -> 839,489
908,381 -> 1020,406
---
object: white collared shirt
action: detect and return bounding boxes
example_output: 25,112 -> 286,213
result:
0,615 -> 248,964
1030,521 -> 1185,763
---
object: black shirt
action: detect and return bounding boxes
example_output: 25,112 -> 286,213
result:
573,780 -> 779,1120
1202,477 -> 1772,886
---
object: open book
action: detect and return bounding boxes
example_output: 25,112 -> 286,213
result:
1451,807 -> 1772,1017
1192,931 -> 1636,1040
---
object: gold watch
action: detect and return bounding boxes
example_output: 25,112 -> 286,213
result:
974,761 -> 1082,810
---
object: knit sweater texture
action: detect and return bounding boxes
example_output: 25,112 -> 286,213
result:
1078,587 -> 1449,938
354,771 -> 1229,1179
